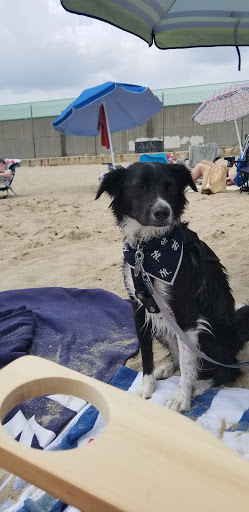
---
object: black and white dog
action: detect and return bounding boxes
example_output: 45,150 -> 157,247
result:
96,162 -> 249,412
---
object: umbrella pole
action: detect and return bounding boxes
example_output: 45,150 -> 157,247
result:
103,102 -> 116,169
234,118 -> 243,153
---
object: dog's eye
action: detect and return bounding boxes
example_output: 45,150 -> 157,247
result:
164,183 -> 174,192
135,183 -> 147,193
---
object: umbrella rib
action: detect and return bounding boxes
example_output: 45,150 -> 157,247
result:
61,89 -> 116,135
236,89 -> 249,108
226,89 -> 249,122
153,0 -> 176,31
112,100 -> 138,128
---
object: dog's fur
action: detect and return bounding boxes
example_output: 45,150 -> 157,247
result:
96,162 -> 249,411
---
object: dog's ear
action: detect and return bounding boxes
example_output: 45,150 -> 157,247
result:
95,166 -> 126,199
173,164 -> 197,192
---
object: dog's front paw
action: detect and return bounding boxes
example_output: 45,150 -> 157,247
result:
165,387 -> 191,412
192,379 -> 213,398
154,363 -> 174,380
135,374 -> 155,399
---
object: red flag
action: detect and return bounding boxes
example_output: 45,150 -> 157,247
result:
97,104 -> 110,149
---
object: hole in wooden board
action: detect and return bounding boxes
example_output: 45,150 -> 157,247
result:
0,377 -> 108,450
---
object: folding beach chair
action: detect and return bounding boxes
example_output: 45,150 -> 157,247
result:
0,159 -> 20,198
176,143 -> 220,169
233,135 -> 249,193
139,152 -> 168,164
188,142 -> 220,169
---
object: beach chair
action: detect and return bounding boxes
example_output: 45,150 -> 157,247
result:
233,134 -> 249,193
0,159 -> 20,198
139,152 -> 168,164
176,143 -> 220,168
188,142 -> 220,169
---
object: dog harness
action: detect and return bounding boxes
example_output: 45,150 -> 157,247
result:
124,226 -> 249,369
123,226 -> 183,285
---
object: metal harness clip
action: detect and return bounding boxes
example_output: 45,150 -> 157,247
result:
134,247 -> 144,277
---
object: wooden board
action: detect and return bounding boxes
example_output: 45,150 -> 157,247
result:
0,355 -> 249,511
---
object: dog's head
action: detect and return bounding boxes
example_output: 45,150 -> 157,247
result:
96,162 -> 197,240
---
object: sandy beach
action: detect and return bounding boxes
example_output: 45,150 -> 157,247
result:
1,161 -> 249,378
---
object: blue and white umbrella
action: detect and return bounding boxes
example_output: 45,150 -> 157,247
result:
52,82 -> 163,167
192,82 -> 249,152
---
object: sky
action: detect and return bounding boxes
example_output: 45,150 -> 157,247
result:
1,0 -> 249,106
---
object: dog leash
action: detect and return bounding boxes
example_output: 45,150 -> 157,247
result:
134,247 -> 249,369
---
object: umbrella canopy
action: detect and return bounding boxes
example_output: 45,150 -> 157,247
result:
60,1 -> 249,50
52,82 -> 163,167
53,82 -> 162,136
192,82 -> 249,152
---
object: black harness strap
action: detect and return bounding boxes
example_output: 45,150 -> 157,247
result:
131,271 -> 160,313
131,226 -> 249,369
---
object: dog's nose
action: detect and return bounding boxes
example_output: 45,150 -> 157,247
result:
152,206 -> 170,223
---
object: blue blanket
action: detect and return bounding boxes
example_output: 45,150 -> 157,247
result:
0,287 -> 139,448
0,306 -> 33,369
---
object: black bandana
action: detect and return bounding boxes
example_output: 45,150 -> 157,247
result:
123,226 -> 183,285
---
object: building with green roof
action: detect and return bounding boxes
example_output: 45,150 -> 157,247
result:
0,80 -> 248,159
1,80 -> 248,121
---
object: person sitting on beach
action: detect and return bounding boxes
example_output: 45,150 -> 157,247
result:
191,159 -> 237,185
0,158 -> 12,187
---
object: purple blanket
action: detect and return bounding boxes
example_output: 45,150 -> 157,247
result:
0,306 -> 34,368
0,287 -> 139,448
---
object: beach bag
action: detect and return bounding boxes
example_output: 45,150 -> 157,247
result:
201,165 -> 227,194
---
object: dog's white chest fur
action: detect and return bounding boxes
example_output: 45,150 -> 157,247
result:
96,162 -> 249,412
123,262 -> 179,361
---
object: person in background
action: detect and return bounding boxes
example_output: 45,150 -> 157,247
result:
0,158 -> 12,186
191,159 -> 237,185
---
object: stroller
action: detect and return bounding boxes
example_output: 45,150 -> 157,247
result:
0,159 -> 21,198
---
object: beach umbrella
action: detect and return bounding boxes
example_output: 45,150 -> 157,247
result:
52,82 -> 163,168
192,82 -> 249,153
60,1 -> 249,62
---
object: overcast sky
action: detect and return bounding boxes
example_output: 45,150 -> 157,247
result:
1,0 -> 249,106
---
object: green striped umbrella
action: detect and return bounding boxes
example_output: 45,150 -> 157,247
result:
60,1 -> 249,52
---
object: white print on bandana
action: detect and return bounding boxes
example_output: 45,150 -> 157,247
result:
161,237 -> 168,246
151,250 -> 161,261
159,268 -> 172,278
172,239 -> 179,251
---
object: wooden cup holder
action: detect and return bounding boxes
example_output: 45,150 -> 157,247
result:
0,355 -> 248,511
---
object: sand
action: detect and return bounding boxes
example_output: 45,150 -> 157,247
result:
1,161 -> 249,379
1,160 -> 249,503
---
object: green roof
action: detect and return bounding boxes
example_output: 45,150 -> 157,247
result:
154,79 -> 249,106
0,98 -> 75,122
0,80 -> 248,121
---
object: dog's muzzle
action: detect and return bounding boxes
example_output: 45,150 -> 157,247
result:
151,204 -> 171,226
